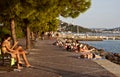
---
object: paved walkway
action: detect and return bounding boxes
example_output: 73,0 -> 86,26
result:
0,40 -> 119,77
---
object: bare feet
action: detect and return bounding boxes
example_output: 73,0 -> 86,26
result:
18,61 -> 23,64
26,64 -> 31,68
26,65 -> 34,68
18,66 -> 23,70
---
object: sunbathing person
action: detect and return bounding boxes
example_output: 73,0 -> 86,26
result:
78,44 -> 102,59
78,44 -> 93,59
1,34 -> 31,70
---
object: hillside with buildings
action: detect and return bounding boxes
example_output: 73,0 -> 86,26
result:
59,20 -> 92,33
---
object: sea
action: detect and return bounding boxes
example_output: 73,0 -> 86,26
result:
80,40 -> 120,53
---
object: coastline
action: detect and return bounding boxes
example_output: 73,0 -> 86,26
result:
78,40 -> 120,65
80,41 -> 120,65
75,38 -> 103,41
53,37 -> 120,77
57,37 -> 120,65
63,37 -> 103,41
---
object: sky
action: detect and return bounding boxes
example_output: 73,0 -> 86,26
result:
60,0 -> 120,29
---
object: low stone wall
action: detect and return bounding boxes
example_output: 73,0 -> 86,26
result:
102,52 -> 120,65
87,45 -> 120,65
56,37 -> 120,65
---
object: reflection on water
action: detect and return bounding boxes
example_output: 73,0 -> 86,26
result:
80,40 -> 120,53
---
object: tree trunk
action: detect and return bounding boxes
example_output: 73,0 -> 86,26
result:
31,32 -> 35,40
26,26 -> 31,49
10,18 -> 16,44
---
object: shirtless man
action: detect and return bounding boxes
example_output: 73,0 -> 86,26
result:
79,45 -> 93,59
79,45 -> 102,59
1,34 -> 31,69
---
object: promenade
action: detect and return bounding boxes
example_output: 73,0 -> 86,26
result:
0,39 -> 119,77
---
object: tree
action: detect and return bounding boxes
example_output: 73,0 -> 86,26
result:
0,0 -> 20,44
0,0 -> 91,49
59,0 -> 91,18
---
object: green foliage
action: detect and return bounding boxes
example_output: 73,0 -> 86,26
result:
1,28 -> 11,34
60,0 -> 91,18
0,0 -> 91,36
15,26 -> 25,38
0,27 -> 11,41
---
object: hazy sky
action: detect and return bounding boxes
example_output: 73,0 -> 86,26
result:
60,0 -> 120,29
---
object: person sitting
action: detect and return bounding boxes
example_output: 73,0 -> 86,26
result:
78,44 -> 102,59
78,44 -> 93,59
1,34 -> 31,70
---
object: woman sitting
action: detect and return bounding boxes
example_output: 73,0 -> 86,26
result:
1,34 -> 31,70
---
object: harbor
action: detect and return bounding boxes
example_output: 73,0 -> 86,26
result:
59,32 -> 120,41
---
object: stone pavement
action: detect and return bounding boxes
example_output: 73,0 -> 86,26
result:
94,59 -> 120,77
0,40 -> 119,77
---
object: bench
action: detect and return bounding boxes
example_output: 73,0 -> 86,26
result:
0,46 -> 15,67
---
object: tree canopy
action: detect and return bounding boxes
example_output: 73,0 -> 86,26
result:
0,0 -> 91,35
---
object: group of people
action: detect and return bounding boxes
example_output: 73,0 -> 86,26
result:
1,34 -> 31,70
53,38 -> 102,59
40,31 -> 57,40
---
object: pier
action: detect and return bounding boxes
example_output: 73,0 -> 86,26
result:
101,36 -> 116,40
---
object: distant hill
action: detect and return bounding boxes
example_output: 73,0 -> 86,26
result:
59,20 -> 92,33
103,27 -> 120,31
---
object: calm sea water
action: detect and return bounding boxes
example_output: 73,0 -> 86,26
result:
80,40 -> 120,53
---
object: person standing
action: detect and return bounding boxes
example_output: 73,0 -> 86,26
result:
41,31 -> 45,40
